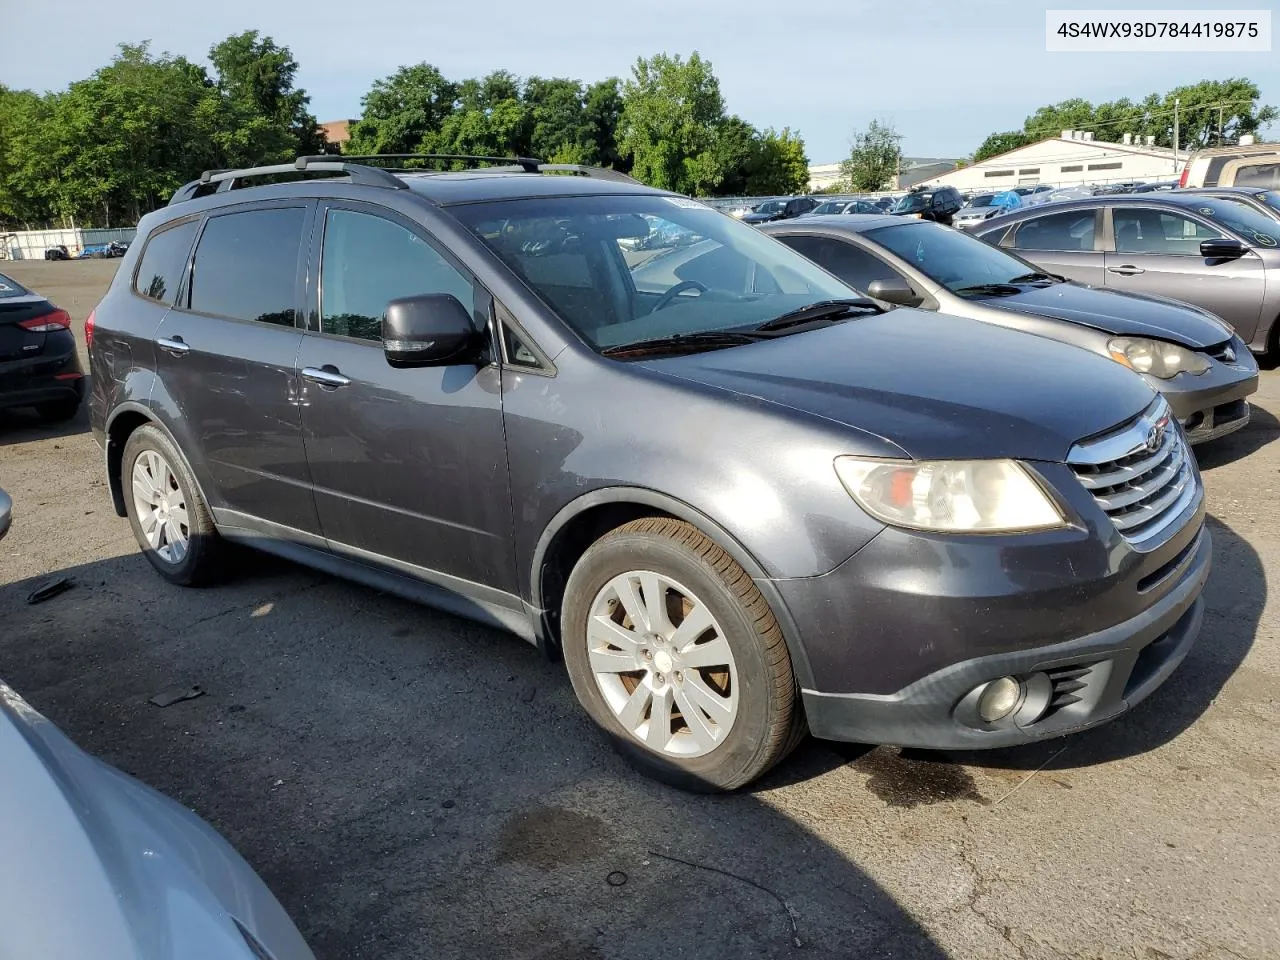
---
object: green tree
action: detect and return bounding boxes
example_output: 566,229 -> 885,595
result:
584,78 -> 625,170
840,119 -> 902,191
346,63 -> 458,155
0,86 -> 56,226
427,71 -> 531,160
524,77 -> 594,163
619,52 -> 729,194
972,131 -> 1030,163
747,127 -> 809,195
208,31 -> 322,157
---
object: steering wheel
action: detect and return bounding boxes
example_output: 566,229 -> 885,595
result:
652,280 -> 708,312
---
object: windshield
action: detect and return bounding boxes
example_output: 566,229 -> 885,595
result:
967,195 -> 996,208
1179,197 -> 1280,247
1255,190 -> 1280,214
451,194 -> 854,352
893,194 -> 929,213
867,221 -> 1046,293
755,200 -> 786,214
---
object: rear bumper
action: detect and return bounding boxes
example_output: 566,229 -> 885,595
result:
0,331 -> 84,410
802,526 -> 1210,749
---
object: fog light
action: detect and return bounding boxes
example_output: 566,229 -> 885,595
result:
977,676 -> 1023,722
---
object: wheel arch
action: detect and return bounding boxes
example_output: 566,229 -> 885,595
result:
530,487 -> 816,689
105,404 -> 212,521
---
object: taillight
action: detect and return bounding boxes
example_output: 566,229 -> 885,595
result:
1178,163 -> 1190,188
18,308 -> 72,333
85,308 -> 96,348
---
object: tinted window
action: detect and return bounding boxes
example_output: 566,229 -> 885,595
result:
1112,208 -> 1222,254
134,219 -> 199,305
0,272 -> 29,298
1012,210 -> 1096,251
321,209 -> 474,342
868,221 -> 1048,294
189,208 -> 304,325
779,235 -> 901,293
1234,163 -> 1280,188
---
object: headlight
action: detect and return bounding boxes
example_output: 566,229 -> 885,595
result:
833,457 -> 1065,533
1107,337 -> 1210,378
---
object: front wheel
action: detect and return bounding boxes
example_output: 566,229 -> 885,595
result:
562,518 -> 804,791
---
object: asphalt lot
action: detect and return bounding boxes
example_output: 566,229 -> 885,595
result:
2,257 -> 1278,959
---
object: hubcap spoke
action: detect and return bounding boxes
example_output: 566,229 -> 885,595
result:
646,686 -> 674,749
681,671 -> 735,726
639,572 -> 672,636
589,645 -> 638,674
616,680 -> 653,730
587,614 -> 643,655
673,684 -> 720,751
679,634 -> 732,669
613,576 -> 649,632
164,521 -> 187,562
140,508 -> 163,548
671,603 -> 716,652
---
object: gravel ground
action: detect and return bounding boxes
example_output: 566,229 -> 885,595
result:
1,258 -> 1277,959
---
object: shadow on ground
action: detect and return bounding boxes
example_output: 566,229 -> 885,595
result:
1194,404 -> 1280,470
0,546 -> 949,960
0,400 -> 91,447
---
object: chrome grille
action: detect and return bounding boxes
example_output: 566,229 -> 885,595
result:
1068,399 -> 1199,548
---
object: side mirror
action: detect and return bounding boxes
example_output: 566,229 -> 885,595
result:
382,294 -> 481,367
1200,238 -> 1246,259
866,277 -> 922,306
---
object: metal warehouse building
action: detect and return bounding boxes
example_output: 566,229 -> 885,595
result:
918,131 -> 1181,191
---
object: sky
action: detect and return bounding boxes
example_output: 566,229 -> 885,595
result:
3,0 -> 1277,163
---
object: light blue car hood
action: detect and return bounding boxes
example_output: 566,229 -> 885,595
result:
0,681 -> 314,960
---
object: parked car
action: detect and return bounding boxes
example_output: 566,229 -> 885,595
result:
741,196 -> 820,224
0,269 -> 85,421
107,240 -> 131,257
1179,143 -> 1280,189
0,673 -> 314,959
90,155 -> 1208,790
78,243 -> 113,259
872,196 -> 898,212
973,194 -> 1280,357
810,198 -> 882,216
891,185 -> 963,225
44,245 -> 70,261
1013,185 -> 1054,197
1131,181 -> 1180,194
763,215 -> 1258,444
1178,185 -> 1280,220
0,486 -> 10,539
952,191 -> 1020,230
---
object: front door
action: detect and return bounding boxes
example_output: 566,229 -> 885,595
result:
1104,206 -> 1267,341
152,202 -> 317,534
296,202 -> 516,593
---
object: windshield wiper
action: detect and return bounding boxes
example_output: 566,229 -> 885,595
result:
1006,271 -> 1064,283
599,330 -> 765,358
753,298 -> 880,333
954,283 -> 1024,296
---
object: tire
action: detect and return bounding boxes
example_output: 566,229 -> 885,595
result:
121,424 -> 226,586
34,397 -> 80,422
561,517 -> 804,792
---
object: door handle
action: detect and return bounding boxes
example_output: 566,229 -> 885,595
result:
156,336 -> 190,357
301,365 -> 352,389
1107,265 -> 1145,276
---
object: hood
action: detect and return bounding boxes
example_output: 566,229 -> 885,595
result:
647,309 -> 1155,462
976,282 -> 1233,347
954,207 -> 998,220
0,682 -> 313,960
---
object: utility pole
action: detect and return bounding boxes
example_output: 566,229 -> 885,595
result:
1173,97 -> 1180,174
1219,105 -> 1225,145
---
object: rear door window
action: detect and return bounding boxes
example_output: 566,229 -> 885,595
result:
188,207 -> 306,325
1011,210 -> 1097,251
133,219 -> 199,305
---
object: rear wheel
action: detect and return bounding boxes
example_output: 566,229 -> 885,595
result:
562,518 -> 804,791
35,397 -> 80,422
122,425 -> 226,585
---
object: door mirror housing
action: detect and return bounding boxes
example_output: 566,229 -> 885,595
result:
382,294 -> 482,367
1200,237 -> 1247,260
866,277 -> 922,307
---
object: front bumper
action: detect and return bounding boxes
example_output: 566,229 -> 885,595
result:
1149,345 -> 1258,445
802,526 -> 1208,749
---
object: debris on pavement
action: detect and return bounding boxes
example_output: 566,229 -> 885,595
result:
149,684 -> 206,708
26,576 -> 74,605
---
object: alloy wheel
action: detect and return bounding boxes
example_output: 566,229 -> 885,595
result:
131,450 -> 190,565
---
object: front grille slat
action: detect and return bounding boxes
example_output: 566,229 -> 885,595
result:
1067,399 -> 1199,549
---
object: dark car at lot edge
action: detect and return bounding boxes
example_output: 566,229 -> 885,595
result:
740,196 -> 819,224
891,186 -> 963,225
765,215 -> 1259,444
0,269 -> 85,422
89,155 -> 1209,791
972,193 -> 1280,358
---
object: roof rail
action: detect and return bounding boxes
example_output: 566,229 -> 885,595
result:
168,156 -> 408,205
315,154 -> 543,173
536,164 -> 643,185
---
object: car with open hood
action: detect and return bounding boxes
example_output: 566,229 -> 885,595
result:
765,214 -> 1258,444
89,155 -> 1209,790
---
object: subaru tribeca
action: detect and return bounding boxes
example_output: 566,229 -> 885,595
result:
88,156 -> 1209,790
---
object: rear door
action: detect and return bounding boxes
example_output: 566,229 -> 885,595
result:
999,208 -> 1106,285
295,201 -> 515,592
153,201 -> 318,534
1103,205 -> 1267,340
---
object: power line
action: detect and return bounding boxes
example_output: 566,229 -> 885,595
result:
1023,97 -> 1266,138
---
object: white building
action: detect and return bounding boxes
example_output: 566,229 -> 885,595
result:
917,131 -> 1181,192
807,157 -> 960,193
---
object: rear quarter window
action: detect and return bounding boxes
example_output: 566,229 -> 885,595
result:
133,219 -> 200,305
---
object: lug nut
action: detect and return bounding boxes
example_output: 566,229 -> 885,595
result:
641,649 -> 652,660
655,673 -> 665,684
674,671 -> 683,683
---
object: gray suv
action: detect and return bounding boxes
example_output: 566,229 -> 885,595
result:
89,156 -> 1209,790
